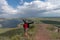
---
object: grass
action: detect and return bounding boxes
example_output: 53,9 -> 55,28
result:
0,18 -> 60,40
50,32 -> 60,40
0,28 -> 24,40
46,26 -> 55,31
45,25 -> 59,40
0,28 -> 17,33
39,18 -> 60,40
0,24 -> 36,40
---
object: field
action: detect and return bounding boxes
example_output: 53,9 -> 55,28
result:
0,18 -> 60,40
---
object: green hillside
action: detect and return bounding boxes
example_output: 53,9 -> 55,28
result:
0,24 -> 36,40
0,18 -> 60,40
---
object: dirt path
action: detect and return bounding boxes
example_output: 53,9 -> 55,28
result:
34,24 -> 51,40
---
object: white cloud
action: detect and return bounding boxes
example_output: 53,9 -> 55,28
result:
46,0 -> 60,5
19,0 -> 60,17
0,0 -> 60,18
34,0 -> 40,1
0,0 -> 17,14
17,1 -> 57,15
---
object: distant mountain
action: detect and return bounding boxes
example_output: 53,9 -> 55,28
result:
0,18 -> 6,21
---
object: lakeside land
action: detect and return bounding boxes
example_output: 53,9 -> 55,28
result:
0,18 -> 60,40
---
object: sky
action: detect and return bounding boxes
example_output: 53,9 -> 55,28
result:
0,0 -> 60,18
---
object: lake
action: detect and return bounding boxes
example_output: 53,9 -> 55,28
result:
0,19 -> 22,28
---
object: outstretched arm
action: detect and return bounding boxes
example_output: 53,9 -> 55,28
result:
28,21 -> 34,24
23,19 -> 26,23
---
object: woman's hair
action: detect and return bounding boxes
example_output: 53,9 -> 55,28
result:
23,19 -> 26,23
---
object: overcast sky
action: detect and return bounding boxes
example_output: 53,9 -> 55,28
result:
0,0 -> 60,18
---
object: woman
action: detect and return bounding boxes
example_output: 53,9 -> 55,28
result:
23,19 -> 34,36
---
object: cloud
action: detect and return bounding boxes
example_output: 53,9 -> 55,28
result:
34,0 -> 40,1
46,0 -> 60,5
0,0 -> 60,18
17,0 -> 58,17
0,0 -> 17,14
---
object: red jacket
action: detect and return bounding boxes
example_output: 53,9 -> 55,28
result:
23,23 -> 28,29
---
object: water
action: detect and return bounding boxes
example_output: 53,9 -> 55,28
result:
0,19 -> 22,28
